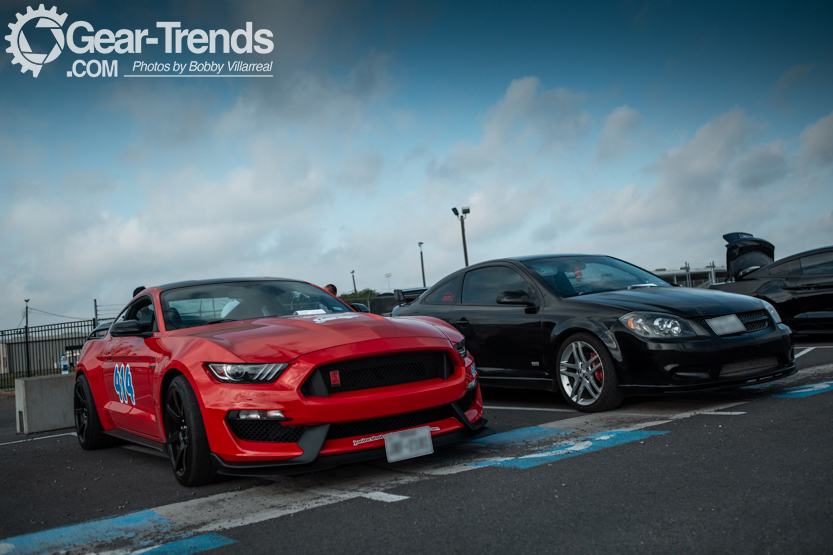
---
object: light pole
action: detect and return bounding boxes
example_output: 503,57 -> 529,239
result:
385,273 -> 392,292
451,207 -> 470,267
351,270 -> 357,295
24,299 -> 30,377
418,242 -> 426,287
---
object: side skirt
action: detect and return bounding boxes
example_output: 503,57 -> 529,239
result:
104,428 -> 166,452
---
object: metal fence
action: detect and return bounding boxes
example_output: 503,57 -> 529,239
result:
344,296 -> 401,316
0,320 -> 96,390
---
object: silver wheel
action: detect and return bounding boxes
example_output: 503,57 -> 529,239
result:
559,340 -> 605,406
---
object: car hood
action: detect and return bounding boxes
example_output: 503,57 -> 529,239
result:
723,232 -> 774,280
180,313 -> 452,362
576,286 -> 765,318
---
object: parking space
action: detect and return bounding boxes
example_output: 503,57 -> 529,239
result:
1,341 -> 832,554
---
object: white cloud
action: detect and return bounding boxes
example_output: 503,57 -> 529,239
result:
798,109 -> 833,167
597,105 -> 642,161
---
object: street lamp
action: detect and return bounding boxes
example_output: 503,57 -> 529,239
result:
451,206 -> 470,266
385,273 -> 392,292
351,270 -> 357,294
418,242 -> 426,287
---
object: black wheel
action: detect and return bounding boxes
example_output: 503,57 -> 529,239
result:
164,375 -> 216,486
555,333 -> 623,412
74,374 -> 111,450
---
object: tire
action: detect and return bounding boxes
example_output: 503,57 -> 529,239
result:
75,374 -> 112,450
555,333 -> 624,413
164,375 -> 216,487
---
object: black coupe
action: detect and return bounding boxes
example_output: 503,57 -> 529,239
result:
393,254 -> 796,412
710,233 -> 833,335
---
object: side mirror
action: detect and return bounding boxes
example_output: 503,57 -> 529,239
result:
110,320 -> 151,337
393,289 -> 406,303
496,290 -> 536,306
351,303 -> 370,313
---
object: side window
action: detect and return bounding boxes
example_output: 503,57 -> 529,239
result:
767,260 -> 801,276
115,297 -> 156,333
423,276 -> 460,304
800,252 -> 833,276
462,267 -> 532,305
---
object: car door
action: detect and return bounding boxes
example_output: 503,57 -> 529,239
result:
794,251 -> 833,331
104,296 -> 160,437
453,265 -> 544,379
406,274 -> 461,322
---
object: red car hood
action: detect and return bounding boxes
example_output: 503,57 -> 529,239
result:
179,313 -> 454,362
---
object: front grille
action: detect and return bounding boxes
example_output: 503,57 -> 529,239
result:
327,404 -> 454,440
720,356 -> 778,378
304,351 -> 449,395
737,310 -> 769,332
227,420 -> 307,443
698,309 -> 770,335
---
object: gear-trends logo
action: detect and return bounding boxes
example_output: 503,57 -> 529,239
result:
5,4 -> 67,77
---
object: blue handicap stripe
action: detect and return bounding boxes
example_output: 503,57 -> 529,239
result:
142,533 -> 236,554
770,381 -> 833,398
0,509 -> 171,555
470,430 -> 667,469
470,426 -> 569,448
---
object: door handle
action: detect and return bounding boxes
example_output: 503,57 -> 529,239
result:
451,319 -> 469,326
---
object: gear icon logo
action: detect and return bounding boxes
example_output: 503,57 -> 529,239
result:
5,4 -> 67,77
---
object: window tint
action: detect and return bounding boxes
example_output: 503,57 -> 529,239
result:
800,252 -> 833,275
462,267 -> 531,305
767,260 -> 801,276
522,256 -> 668,297
423,276 -> 460,304
115,297 -> 156,333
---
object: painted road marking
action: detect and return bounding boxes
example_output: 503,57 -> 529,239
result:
701,411 -> 746,415
771,381 -> 833,398
795,347 -> 816,358
0,432 -> 76,448
471,430 -> 667,469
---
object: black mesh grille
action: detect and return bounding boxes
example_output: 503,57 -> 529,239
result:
721,356 -> 778,378
227,420 -> 307,443
305,352 -> 448,395
738,310 -> 769,332
327,404 -> 454,440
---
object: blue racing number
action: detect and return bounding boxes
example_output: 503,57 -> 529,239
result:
113,364 -> 135,405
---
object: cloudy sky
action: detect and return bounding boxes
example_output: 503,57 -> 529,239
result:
1,0 -> 831,329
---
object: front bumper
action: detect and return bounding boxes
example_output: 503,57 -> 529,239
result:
189,337 -> 485,469
613,322 -> 796,394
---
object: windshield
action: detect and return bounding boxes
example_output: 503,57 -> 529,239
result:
160,281 -> 353,330
521,256 -> 669,298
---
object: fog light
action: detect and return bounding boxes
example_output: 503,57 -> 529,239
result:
239,410 -> 261,420
467,378 -> 478,391
265,410 -> 285,419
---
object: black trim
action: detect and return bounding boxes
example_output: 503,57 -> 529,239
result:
103,429 -> 165,452
619,364 -> 796,394
289,424 -> 330,464
210,425 -> 495,477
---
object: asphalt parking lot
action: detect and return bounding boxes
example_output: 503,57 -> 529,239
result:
1,339 -> 831,555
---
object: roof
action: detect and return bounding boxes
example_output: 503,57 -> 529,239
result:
155,277 -> 299,292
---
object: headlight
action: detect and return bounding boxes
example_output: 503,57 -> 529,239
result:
454,339 -> 467,359
620,312 -> 696,338
207,363 -> 288,383
760,300 -> 782,324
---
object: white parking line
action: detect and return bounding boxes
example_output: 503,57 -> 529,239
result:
483,405 -> 576,412
795,347 -> 816,358
0,431 -> 76,447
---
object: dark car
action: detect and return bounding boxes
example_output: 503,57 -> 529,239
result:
710,233 -> 833,335
392,255 -> 796,412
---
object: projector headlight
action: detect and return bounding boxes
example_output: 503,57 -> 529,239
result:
620,312 -> 697,338
207,363 -> 288,383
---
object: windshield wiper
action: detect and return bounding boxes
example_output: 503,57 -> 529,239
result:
628,284 -> 658,289
206,318 -> 237,324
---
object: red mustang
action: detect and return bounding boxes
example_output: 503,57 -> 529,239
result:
74,278 -> 489,486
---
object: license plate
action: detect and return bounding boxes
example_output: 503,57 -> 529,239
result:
384,426 -> 434,463
706,314 -> 746,335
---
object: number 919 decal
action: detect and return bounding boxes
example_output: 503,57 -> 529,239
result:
114,364 -> 136,405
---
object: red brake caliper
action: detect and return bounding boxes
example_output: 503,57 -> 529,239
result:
592,356 -> 603,381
